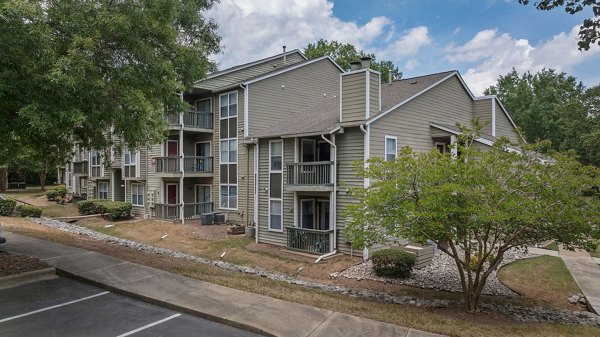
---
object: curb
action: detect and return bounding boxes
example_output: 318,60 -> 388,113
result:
0,268 -> 57,290
54,268 -> 276,337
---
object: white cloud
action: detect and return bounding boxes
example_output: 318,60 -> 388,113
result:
207,0 -> 431,70
445,26 -> 600,95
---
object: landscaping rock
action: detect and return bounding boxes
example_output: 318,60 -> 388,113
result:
570,295 -> 581,304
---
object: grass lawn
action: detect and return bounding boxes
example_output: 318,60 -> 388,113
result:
497,256 -> 582,309
3,186 -> 79,218
1,217 -> 598,337
543,241 -> 559,251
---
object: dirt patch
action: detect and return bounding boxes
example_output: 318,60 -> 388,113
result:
0,251 -> 49,277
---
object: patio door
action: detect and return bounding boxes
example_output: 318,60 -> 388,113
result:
194,185 -> 211,215
194,142 -> 211,173
317,200 -> 330,230
166,183 -> 178,218
195,142 -> 210,157
300,199 -> 315,229
167,140 -> 179,172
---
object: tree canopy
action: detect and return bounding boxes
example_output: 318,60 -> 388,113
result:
0,0 -> 220,190
519,0 -> 600,50
484,68 -> 600,166
304,39 -> 402,83
345,128 -> 600,311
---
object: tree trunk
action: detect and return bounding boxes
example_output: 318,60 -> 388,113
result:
39,171 -> 47,192
0,167 -> 7,192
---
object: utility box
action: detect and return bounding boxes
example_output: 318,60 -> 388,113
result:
200,213 -> 214,226
214,213 -> 226,224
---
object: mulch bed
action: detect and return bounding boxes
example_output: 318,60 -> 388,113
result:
0,251 -> 49,277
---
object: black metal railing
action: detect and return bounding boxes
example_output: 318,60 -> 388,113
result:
286,227 -> 333,254
286,162 -> 333,185
183,156 -> 213,173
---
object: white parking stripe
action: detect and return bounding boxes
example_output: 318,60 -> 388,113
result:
116,313 -> 182,337
0,291 -> 110,323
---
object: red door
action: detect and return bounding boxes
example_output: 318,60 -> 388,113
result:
167,141 -> 178,172
167,141 -> 178,156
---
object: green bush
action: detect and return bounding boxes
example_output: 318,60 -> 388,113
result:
46,185 -> 67,200
18,205 -> 42,218
46,189 -> 59,201
371,248 -> 416,278
0,199 -> 17,216
77,199 -> 132,219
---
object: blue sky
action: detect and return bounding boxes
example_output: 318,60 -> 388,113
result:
208,0 -> 600,94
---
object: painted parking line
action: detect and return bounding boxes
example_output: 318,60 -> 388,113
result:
116,313 -> 182,337
0,291 -> 110,323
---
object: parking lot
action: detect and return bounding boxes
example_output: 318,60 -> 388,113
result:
0,277 -> 262,337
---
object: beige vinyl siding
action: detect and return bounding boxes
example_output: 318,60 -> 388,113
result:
472,99 -> 492,136
369,72 -> 380,117
146,143 -> 163,217
494,101 -> 520,143
247,59 -> 341,134
335,127 -> 364,254
370,76 -> 473,155
200,53 -> 306,91
341,71 -> 366,123
256,138 -> 293,247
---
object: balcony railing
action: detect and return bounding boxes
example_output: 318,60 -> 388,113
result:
165,111 -> 213,130
183,156 -> 213,173
154,203 -> 181,220
286,227 -> 333,254
155,156 -> 180,173
154,202 -> 213,221
73,162 -> 88,175
183,202 -> 213,219
286,162 -> 333,185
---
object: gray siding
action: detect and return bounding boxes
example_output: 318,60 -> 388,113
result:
341,71 -> 366,122
472,99 -> 492,136
494,101 -> 519,143
247,58 -> 341,134
369,72 -> 380,117
335,127 -> 364,254
370,76 -> 473,155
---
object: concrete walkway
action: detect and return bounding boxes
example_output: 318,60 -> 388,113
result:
528,247 -> 560,257
559,247 -> 600,315
1,233 -> 444,337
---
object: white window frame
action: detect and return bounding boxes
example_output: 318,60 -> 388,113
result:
131,183 -> 144,206
67,172 -> 72,188
123,148 -> 139,178
90,150 -> 103,177
384,135 -> 397,162
219,91 -> 238,210
268,140 -> 283,232
98,181 -> 108,199
435,142 -> 447,154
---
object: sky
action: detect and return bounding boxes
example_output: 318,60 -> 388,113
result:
206,0 -> 600,95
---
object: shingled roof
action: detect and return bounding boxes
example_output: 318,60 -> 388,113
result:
380,71 -> 457,112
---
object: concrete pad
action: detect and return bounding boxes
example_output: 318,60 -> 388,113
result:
407,329 -> 448,337
527,247 -> 559,257
309,312 -> 410,337
47,252 -> 123,274
2,233 -> 88,260
228,298 -> 333,337
78,262 -> 166,287
559,247 -> 600,315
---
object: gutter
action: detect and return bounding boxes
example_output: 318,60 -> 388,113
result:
316,133 -> 337,263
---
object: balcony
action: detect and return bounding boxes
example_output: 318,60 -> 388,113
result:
155,156 -> 213,176
154,202 -> 213,221
286,227 -> 333,254
286,162 -> 333,191
165,111 -> 213,131
73,162 -> 88,175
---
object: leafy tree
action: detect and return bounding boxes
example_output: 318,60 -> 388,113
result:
304,39 -> 402,82
485,69 -> 600,166
519,0 -> 600,50
345,128 -> 600,311
0,0 -> 220,184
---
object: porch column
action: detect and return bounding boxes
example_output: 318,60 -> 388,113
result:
293,137 -> 298,228
450,135 -> 458,159
179,92 -> 185,224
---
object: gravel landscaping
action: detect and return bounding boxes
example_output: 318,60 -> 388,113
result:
341,249 -> 534,297
27,217 -> 600,326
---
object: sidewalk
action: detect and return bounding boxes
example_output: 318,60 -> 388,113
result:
1,233 -> 444,337
559,247 -> 600,315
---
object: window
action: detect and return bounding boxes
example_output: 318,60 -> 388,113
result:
123,148 -> 138,178
219,91 -> 238,210
131,183 -> 144,206
269,140 -> 283,231
196,98 -> 211,113
98,182 -> 108,199
385,136 -> 397,162
91,150 -> 102,177
435,142 -> 447,154
67,172 -> 72,188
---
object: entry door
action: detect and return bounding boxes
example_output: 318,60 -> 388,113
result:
167,141 -> 178,172
166,184 -> 178,218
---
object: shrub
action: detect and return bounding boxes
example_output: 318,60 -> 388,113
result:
77,199 -> 132,219
470,255 -> 479,271
46,185 -> 67,200
0,199 -> 17,216
46,189 -> 59,201
18,205 -> 42,218
371,248 -> 416,278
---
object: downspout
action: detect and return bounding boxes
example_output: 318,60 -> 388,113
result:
179,92 -> 185,225
145,145 -> 149,218
315,133 -> 337,263
240,83 -> 249,226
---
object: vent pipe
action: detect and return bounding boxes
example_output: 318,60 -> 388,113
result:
283,45 -> 287,65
